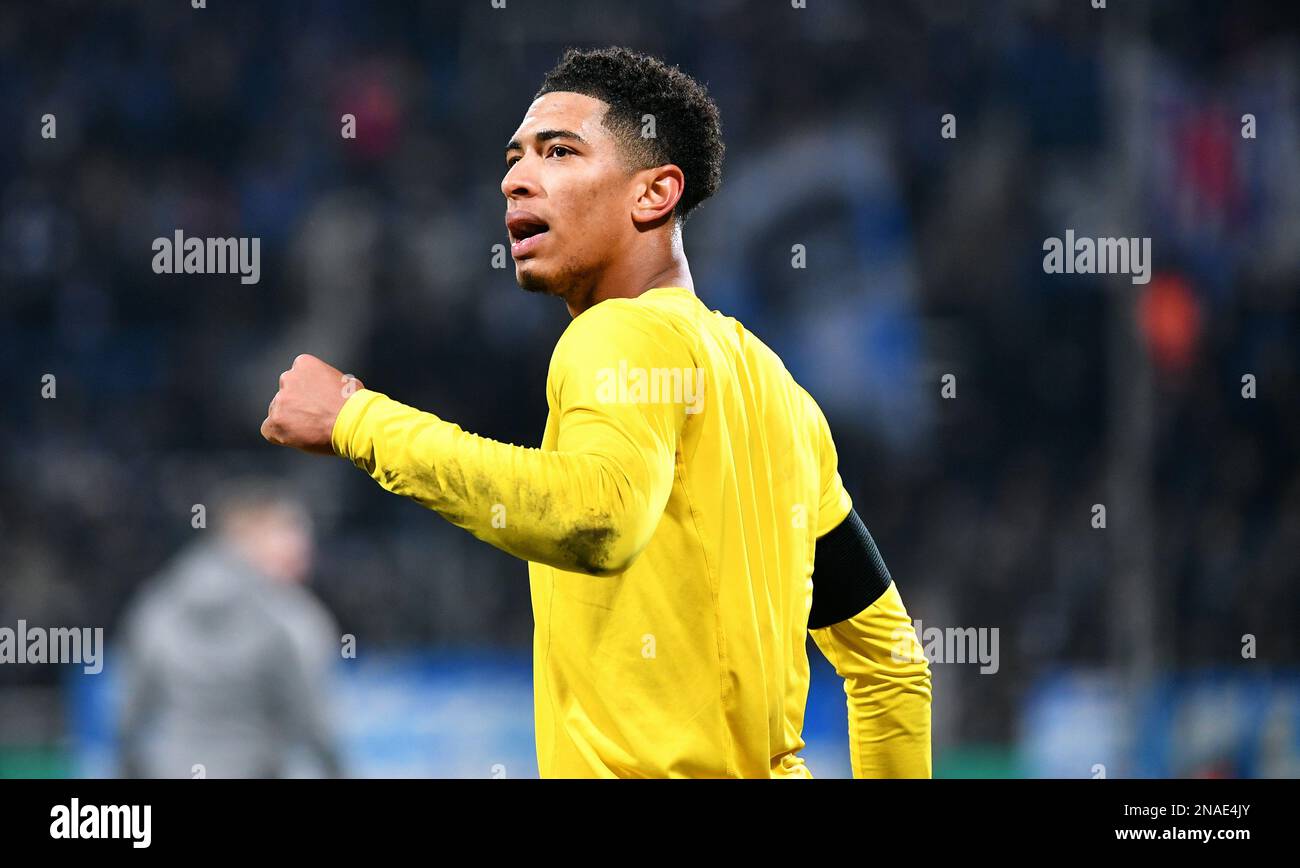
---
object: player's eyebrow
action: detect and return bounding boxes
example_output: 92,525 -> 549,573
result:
505,129 -> 589,155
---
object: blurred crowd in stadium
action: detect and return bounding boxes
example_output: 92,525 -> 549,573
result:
1,0 -> 1296,775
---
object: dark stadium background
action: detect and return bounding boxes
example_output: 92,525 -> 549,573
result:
1,0 -> 1297,777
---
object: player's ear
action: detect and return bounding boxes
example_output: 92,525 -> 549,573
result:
630,164 -> 684,226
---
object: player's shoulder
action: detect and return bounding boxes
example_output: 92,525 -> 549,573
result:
721,310 -> 819,413
745,336 -> 828,444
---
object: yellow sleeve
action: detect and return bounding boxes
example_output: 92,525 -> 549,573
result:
807,390 -> 853,537
810,582 -> 933,778
331,300 -> 690,576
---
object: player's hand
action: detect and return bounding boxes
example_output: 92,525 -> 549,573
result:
261,354 -> 364,455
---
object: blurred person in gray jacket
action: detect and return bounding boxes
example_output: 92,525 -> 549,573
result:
117,479 -> 343,778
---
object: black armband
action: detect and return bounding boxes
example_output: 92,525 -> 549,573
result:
808,507 -> 893,630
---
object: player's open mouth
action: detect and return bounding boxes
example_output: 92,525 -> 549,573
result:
506,211 -> 550,259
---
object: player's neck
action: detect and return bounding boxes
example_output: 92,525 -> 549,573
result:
565,228 -> 694,317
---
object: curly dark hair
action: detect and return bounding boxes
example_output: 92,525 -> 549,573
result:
535,46 -> 724,221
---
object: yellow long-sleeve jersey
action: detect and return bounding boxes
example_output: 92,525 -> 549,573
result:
331,285 -> 932,778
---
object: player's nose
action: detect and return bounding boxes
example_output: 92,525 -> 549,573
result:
501,155 -> 541,200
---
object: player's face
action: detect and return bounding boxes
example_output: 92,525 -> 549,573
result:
502,92 -> 634,297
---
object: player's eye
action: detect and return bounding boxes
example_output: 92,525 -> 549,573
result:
507,145 -> 572,168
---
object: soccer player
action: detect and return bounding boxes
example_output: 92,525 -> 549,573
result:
261,47 -> 932,778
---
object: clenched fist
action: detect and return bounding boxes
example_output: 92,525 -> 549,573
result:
261,354 -> 365,455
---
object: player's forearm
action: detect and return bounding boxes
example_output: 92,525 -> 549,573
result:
331,388 -> 659,575
841,644 -> 932,779
810,583 -> 933,778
